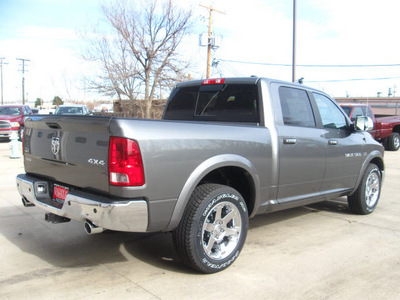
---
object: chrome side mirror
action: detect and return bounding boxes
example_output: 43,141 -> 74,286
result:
355,116 -> 373,131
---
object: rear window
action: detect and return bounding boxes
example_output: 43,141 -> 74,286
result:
164,84 -> 260,123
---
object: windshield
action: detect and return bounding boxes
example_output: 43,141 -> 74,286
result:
164,84 -> 259,123
55,107 -> 84,115
0,107 -> 21,115
341,106 -> 352,117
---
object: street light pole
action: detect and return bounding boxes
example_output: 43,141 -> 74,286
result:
292,0 -> 297,83
0,58 -> 4,105
16,58 -> 30,105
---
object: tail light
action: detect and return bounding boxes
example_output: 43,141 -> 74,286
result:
109,137 -> 145,186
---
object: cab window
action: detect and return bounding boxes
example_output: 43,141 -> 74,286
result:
279,86 -> 315,127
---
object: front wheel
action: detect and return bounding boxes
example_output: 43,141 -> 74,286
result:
173,184 -> 249,273
348,163 -> 381,215
18,126 -> 24,141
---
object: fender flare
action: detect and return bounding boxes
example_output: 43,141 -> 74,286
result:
349,150 -> 385,196
165,154 -> 261,231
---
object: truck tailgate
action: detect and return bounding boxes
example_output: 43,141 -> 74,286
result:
23,115 -> 112,194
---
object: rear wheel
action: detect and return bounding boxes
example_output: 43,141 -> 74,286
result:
173,184 -> 248,273
348,163 -> 381,215
386,132 -> 400,151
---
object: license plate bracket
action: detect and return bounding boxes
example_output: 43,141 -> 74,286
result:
52,184 -> 69,208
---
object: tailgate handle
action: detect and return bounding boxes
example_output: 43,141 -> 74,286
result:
283,138 -> 297,144
46,122 -> 61,129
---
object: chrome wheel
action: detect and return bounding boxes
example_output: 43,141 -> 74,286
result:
394,135 -> 400,150
173,184 -> 248,273
365,171 -> 380,208
348,163 -> 381,215
202,201 -> 242,260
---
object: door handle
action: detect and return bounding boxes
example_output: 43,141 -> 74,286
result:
328,140 -> 338,145
283,138 -> 297,144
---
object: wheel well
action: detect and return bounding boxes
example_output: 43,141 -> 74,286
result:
393,125 -> 400,134
370,157 -> 384,173
199,166 -> 256,216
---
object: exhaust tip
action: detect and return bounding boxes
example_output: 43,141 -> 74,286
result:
84,220 -> 104,235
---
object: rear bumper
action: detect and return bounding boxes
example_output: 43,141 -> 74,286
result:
16,173 -> 149,232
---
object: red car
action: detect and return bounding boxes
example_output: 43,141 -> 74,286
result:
341,103 -> 400,151
0,105 -> 32,140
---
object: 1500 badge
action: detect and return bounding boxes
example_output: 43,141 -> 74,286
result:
345,152 -> 367,158
88,158 -> 106,165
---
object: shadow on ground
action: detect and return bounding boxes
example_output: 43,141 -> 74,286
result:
0,198 -> 351,274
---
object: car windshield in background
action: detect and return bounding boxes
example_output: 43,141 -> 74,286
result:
341,106 -> 352,117
164,84 -> 260,123
0,107 -> 21,115
55,107 -> 85,115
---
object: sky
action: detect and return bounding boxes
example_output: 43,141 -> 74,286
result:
1,0 -> 400,105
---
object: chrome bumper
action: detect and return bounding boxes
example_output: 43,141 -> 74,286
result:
0,129 -> 14,138
16,174 -> 148,232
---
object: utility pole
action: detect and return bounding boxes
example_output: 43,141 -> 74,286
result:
0,57 -> 5,105
292,0 -> 297,83
200,4 -> 225,78
16,58 -> 30,104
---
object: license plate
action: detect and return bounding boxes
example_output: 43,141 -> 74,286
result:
52,184 -> 69,207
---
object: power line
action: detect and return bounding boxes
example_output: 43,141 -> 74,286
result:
308,77 -> 400,83
216,58 -> 400,68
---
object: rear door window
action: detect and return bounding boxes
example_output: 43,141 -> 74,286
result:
278,86 -> 316,127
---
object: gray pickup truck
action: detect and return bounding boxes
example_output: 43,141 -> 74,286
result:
16,77 -> 384,273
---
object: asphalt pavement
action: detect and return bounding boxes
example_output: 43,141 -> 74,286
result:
0,140 -> 399,299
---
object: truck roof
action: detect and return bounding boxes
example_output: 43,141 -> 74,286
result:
339,103 -> 369,107
174,77 -> 322,93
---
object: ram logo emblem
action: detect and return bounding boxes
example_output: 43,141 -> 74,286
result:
51,137 -> 60,155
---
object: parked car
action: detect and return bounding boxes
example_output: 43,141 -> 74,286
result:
17,77 -> 384,273
340,103 -> 400,151
0,105 -> 32,140
54,105 -> 90,115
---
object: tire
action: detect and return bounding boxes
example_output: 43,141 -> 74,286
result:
173,184 -> 249,274
348,163 -> 381,215
386,132 -> 400,151
19,126 -> 24,142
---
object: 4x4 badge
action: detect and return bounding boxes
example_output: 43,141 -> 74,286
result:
51,137 -> 60,155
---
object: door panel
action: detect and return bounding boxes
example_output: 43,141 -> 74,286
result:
313,93 -> 365,192
277,125 -> 326,203
275,86 -> 326,203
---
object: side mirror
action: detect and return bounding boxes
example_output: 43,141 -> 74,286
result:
355,116 -> 373,131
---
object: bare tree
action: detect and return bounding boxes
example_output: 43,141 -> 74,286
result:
81,0 -> 193,118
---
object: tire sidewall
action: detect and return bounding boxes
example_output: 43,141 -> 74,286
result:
390,133 -> 400,151
19,126 -> 24,142
192,186 -> 248,273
